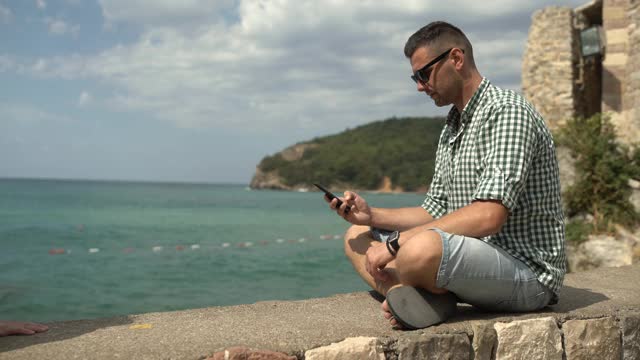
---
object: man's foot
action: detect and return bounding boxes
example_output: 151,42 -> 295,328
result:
384,287 -> 457,330
0,321 -> 49,337
381,284 -> 404,329
382,299 -> 403,329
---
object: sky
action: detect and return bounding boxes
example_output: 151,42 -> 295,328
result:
0,0 -> 587,184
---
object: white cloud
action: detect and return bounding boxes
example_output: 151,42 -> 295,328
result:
0,102 -> 71,124
45,17 -> 80,37
0,3 -> 12,23
16,0 -> 591,130
0,55 -> 14,72
77,91 -> 92,107
99,0 -> 236,30
36,0 -> 46,10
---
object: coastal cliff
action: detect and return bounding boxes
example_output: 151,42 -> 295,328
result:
250,143 -> 318,191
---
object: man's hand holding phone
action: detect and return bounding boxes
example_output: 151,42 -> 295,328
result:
314,183 -> 372,226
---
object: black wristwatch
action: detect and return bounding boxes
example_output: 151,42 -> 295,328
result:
386,230 -> 400,256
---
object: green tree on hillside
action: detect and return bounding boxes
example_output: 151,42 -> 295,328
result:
256,117 -> 444,191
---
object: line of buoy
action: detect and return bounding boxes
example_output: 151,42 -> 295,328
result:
47,234 -> 344,255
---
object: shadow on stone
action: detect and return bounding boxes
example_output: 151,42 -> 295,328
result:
550,285 -> 609,312
0,315 -> 133,353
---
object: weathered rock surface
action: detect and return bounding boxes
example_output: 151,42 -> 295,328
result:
207,346 -> 296,360
304,337 -> 384,360
622,314 -> 640,360
471,321 -> 496,360
396,333 -> 470,360
567,235 -> 634,272
494,317 -> 563,360
563,317 -> 621,360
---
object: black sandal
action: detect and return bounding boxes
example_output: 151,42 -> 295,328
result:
386,286 -> 458,330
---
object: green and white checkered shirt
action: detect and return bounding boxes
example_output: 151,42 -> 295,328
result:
422,78 -> 566,302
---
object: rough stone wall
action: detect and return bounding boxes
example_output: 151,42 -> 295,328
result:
627,0 -> 640,146
602,0 -> 636,145
523,1 -> 639,144
249,315 -> 640,360
522,7 -> 576,129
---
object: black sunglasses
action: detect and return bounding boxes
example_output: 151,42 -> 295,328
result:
411,48 -> 462,84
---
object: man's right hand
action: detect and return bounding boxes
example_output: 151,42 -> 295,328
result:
327,191 -> 372,226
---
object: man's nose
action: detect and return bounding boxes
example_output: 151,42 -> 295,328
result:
418,80 -> 432,93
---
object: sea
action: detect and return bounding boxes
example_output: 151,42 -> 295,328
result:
0,178 -> 425,322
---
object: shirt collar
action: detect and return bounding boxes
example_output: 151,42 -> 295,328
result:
445,77 -> 490,130
462,77 -> 490,120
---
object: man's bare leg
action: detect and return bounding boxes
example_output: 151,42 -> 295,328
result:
345,226 -> 448,327
395,229 -> 447,293
344,225 -> 401,297
0,320 -> 48,337
386,229 -> 449,327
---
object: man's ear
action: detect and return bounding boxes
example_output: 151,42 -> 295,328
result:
452,48 -> 465,70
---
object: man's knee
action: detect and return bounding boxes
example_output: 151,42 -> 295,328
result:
395,230 -> 443,289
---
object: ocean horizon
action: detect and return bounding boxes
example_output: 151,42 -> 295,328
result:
0,178 -> 424,322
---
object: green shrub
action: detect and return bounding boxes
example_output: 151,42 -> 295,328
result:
555,113 -> 640,234
564,219 -> 592,244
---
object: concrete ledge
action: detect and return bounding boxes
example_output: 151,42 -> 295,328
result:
1,264 -> 639,359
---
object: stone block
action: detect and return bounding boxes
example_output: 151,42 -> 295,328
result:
605,18 -> 630,29
207,346 -> 296,360
304,337 -> 384,360
563,317 -> 621,360
606,28 -> 630,45
569,236 -> 634,271
396,333 -> 471,360
622,315 -> 640,360
604,7 -> 627,21
604,53 -> 629,67
494,317 -> 562,360
607,43 -> 628,53
471,321 -> 496,360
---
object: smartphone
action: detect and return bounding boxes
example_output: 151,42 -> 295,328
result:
313,183 -> 351,213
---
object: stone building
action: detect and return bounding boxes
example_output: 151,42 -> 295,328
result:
522,0 -> 639,146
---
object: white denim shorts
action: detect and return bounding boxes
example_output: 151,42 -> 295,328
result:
371,227 -> 554,312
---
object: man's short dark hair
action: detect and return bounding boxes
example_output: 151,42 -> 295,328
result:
404,21 -> 475,66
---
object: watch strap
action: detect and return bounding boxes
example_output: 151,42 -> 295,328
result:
386,238 -> 397,256
385,230 -> 400,256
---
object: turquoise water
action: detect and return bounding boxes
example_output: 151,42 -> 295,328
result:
0,179 -> 424,322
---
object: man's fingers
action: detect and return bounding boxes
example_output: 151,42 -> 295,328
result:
378,269 -> 390,281
339,202 -> 351,217
374,267 -> 390,281
369,259 -> 386,281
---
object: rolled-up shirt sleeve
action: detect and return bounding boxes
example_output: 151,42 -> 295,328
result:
473,104 -> 538,211
422,169 -> 448,218
422,131 -> 449,218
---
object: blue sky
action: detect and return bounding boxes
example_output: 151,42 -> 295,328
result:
1,0 -> 586,184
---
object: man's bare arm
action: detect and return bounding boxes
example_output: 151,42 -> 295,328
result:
402,200 -> 509,243
369,206 -> 435,231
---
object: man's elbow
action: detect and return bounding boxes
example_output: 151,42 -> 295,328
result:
477,201 -> 509,235
485,214 -> 507,235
